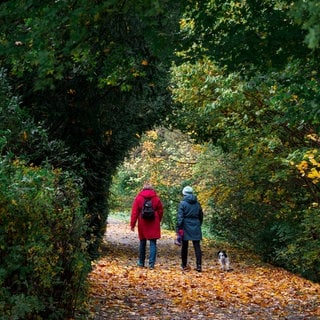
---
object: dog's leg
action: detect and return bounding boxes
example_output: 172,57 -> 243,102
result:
221,258 -> 227,271
225,258 -> 230,271
219,260 -> 223,270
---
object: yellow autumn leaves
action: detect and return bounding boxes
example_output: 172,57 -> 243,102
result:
295,148 -> 320,184
89,218 -> 320,319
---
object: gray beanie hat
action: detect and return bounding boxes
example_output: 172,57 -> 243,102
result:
182,186 -> 193,195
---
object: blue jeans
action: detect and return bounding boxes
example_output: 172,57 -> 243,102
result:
139,239 -> 157,268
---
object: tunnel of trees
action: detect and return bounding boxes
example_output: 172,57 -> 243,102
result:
0,0 -> 319,318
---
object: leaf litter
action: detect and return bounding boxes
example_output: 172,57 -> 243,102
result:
88,217 -> 320,319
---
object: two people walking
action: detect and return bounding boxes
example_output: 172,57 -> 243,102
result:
130,183 -> 203,271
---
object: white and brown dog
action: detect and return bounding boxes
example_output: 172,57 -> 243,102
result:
218,250 -> 231,271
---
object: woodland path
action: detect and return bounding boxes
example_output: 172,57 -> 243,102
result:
88,216 -> 320,319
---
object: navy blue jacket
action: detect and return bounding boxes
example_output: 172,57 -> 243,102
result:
177,194 -> 203,241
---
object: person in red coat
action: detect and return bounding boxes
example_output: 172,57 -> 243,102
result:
130,183 -> 164,269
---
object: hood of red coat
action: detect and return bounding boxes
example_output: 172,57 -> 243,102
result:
139,189 -> 157,198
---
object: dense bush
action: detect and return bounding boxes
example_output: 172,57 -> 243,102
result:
0,156 -> 90,319
0,71 -> 91,318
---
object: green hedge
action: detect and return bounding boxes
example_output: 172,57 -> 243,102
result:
0,157 -> 91,319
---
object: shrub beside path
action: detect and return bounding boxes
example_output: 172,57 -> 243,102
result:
88,217 -> 320,319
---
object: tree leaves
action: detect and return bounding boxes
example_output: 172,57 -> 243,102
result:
169,26 -> 320,279
0,0 -> 182,258
88,217 -> 320,319
290,0 -> 320,49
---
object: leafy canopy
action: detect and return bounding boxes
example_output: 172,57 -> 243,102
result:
168,0 -> 320,281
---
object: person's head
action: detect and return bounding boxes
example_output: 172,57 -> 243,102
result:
143,182 -> 154,190
182,186 -> 193,195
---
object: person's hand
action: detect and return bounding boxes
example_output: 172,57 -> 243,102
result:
131,227 -> 135,232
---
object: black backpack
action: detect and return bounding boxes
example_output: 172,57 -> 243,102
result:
141,197 -> 155,220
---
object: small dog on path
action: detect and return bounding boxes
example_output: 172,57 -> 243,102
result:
218,250 -> 231,271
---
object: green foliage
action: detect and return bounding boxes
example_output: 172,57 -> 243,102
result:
0,157 -> 90,319
0,1 -> 183,315
290,0 -> 320,49
0,0 -> 182,257
0,69 -> 83,170
169,57 -> 241,143
268,206 -> 320,282
169,20 -> 320,281
0,69 -> 91,318
179,0 -> 311,71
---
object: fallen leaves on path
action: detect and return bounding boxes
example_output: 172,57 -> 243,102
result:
88,217 -> 320,319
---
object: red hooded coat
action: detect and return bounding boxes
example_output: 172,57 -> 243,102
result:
130,188 -> 163,240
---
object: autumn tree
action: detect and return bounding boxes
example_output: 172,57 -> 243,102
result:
0,1 -> 183,318
0,0 -> 182,256
110,128 -> 203,229
169,0 -> 320,281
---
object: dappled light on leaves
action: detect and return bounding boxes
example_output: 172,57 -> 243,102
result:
88,217 -> 320,319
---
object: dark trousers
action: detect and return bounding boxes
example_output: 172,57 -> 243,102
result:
181,240 -> 202,267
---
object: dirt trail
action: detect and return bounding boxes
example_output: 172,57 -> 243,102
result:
88,217 -> 320,319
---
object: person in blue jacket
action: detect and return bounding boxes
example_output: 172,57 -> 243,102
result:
176,186 -> 203,272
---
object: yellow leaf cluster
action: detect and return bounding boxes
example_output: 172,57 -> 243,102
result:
179,18 -> 195,31
296,149 -> 320,184
145,130 -> 158,140
142,140 -> 156,154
